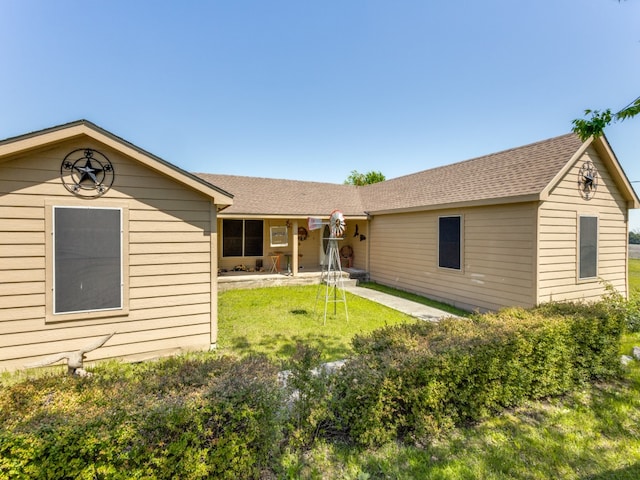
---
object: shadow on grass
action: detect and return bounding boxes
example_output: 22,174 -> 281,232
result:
226,330 -> 351,367
582,463 -> 640,480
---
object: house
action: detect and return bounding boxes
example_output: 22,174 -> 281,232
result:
1,121 -> 638,371
201,133 -> 639,312
0,120 -> 233,371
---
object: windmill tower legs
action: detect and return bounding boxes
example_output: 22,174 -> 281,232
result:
317,238 -> 349,325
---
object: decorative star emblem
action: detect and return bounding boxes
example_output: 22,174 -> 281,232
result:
60,148 -> 115,198
74,158 -> 104,186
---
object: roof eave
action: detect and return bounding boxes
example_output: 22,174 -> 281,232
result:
218,212 -> 369,220
366,194 -> 541,215
591,135 -> 640,209
0,120 -> 234,207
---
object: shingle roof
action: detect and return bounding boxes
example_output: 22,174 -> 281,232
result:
360,133 -> 584,213
196,174 -> 366,217
196,133 -> 585,217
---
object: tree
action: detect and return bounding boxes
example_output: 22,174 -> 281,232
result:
344,170 -> 386,186
630,229 -> 640,245
572,95 -> 640,141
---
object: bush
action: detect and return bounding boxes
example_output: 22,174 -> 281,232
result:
0,355 -> 283,480
329,302 -> 624,447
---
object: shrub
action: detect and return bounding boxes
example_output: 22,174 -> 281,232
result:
330,302 -> 624,447
283,343 -> 335,449
0,355 -> 283,480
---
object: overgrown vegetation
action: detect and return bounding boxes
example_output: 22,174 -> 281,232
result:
2,286 -> 640,478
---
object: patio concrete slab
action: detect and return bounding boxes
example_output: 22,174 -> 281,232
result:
344,285 -> 459,321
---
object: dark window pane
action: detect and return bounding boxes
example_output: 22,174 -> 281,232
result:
439,216 -> 461,270
223,219 -> 243,256
244,220 -> 263,257
579,216 -> 598,279
54,207 -> 122,314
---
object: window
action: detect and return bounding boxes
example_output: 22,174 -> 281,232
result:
223,219 -> 263,257
53,206 -> 123,315
579,215 -> 598,279
439,216 -> 461,270
270,226 -> 288,247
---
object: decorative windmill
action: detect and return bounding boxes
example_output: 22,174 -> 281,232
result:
308,210 -> 349,324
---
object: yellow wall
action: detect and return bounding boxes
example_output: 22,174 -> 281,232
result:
537,146 -> 629,303
368,203 -> 538,312
0,138 -> 217,371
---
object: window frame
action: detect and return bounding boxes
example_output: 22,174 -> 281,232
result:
577,214 -> 598,281
45,201 -> 129,323
438,215 -> 463,271
222,219 -> 264,257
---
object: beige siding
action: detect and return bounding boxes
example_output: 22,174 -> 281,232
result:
368,203 -> 537,312
537,146 -> 629,304
0,139 -> 216,371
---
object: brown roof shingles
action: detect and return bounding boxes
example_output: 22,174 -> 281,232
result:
360,133 -> 583,213
196,133 -> 584,217
196,174 -> 365,217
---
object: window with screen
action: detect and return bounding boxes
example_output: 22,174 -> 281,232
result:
439,216 -> 462,270
53,206 -> 123,315
579,215 -> 598,280
222,219 -> 263,257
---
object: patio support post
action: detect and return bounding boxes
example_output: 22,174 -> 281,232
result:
292,220 -> 299,276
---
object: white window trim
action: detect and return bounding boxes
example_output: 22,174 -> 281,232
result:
45,201 -> 129,323
577,214 -> 598,282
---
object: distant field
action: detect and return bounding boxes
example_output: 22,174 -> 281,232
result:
630,257 -> 640,293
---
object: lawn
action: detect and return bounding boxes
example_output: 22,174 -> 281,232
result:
217,285 -> 429,366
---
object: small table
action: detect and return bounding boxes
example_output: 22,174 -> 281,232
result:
268,254 -> 279,273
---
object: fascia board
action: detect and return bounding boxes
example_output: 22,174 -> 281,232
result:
0,120 -> 234,206
538,137 -> 592,202
366,194 -> 540,216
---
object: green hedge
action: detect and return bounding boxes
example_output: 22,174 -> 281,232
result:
0,300 -> 629,475
0,355 -> 283,480
328,301 -> 624,446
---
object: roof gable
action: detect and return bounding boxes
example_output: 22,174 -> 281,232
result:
0,120 -> 234,206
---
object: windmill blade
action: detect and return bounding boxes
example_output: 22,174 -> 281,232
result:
329,210 -> 345,238
307,217 -> 325,231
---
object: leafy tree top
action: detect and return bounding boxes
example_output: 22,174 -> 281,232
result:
572,95 -> 640,141
344,170 -> 386,186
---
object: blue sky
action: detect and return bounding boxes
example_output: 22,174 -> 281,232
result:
1,1 -> 639,229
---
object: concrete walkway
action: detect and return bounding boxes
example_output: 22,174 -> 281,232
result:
344,285 -> 458,321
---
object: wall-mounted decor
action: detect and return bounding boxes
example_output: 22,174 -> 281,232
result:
60,148 -> 115,198
577,160 -> 598,200
270,226 -> 288,247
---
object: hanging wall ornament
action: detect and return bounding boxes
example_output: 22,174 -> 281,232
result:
60,148 -> 115,198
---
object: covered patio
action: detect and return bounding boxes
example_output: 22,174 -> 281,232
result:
218,267 -> 368,292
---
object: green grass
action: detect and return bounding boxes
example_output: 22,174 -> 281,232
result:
283,337 -> 640,479
630,258 -> 640,293
218,285 -> 422,366
4,283 -> 640,478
